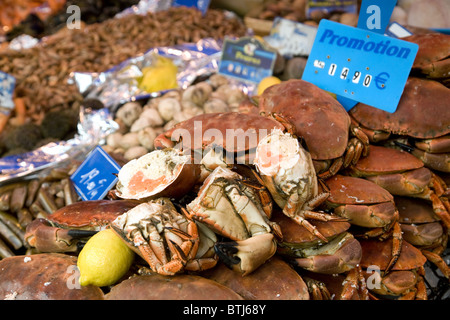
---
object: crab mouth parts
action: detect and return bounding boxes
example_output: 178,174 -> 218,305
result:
116,149 -> 189,199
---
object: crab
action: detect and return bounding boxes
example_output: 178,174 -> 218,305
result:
113,148 -> 201,201
346,145 -> 450,230
111,197 -> 218,276
322,175 -> 402,273
0,253 -> 104,300
403,33 -> 450,84
359,238 -> 428,300
202,256 -> 310,300
272,208 -> 362,275
349,77 -> 450,173
253,129 -> 346,242
153,111 -> 286,166
186,166 -> 280,276
395,196 -> 450,279
254,79 -> 370,179
24,199 -> 140,253
106,274 -> 244,300
301,268 -> 369,300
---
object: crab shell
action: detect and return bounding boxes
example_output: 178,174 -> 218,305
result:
105,274 -> 243,300
257,79 -> 351,161
44,199 -> 141,229
349,145 -> 424,176
403,33 -> 450,80
359,239 -> 427,297
114,148 -> 200,200
349,77 -> 450,140
324,175 -> 396,228
0,254 -> 104,300
396,196 -> 444,247
154,112 -> 285,157
201,256 -> 310,300
272,209 -> 361,274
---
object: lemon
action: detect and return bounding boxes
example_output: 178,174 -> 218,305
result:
138,55 -> 178,93
77,228 -> 134,287
257,76 -> 281,96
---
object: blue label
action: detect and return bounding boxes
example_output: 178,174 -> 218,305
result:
0,71 -> 16,112
70,146 -> 121,201
385,22 -> 413,38
172,0 -> 211,15
302,19 -> 418,113
218,37 -> 277,84
357,0 -> 397,34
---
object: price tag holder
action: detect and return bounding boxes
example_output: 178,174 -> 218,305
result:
264,17 -> 318,57
0,71 -> 16,114
172,0 -> 211,15
302,19 -> 418,113
71,146 -> 121,201
218,37 -> 277,84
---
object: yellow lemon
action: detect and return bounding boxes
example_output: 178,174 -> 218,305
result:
257,76 -> 281,96
77,228 -> 134,287
138,55 -> 178,93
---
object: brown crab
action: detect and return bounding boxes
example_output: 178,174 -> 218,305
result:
323,175 -> 402,273
403,33 -> 450,84
359,238 -> 428,300
202,256 -> 310,300
272,208 -> 361,275
111,197 -> 217,276
254,79 -> 370,179
186,166 -> 280,276
301,268 -> 369,300
347,145 -> 450,230
153,111 -> 285,166
113,148 -> 201,201
253,129 -> 345,242
24,199 -> 140,252
0,253 -> 104,300
349,77 -> 450,173
106,274 -> 244,300
396,196 -> 449,279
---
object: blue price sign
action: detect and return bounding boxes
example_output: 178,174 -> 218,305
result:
0,71 -> 16,112
218,37 -> 277,84
172,0 -> 211,15
302,19 -> 418,113
70,146 -> 121,201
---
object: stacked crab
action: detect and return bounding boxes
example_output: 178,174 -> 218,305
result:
0,33 -> 448,301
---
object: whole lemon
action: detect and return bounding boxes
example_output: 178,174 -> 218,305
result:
257,76 -> 281,96
77,228 -> 134,287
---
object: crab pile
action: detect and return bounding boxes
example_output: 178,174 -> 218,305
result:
0,32 -> 448,301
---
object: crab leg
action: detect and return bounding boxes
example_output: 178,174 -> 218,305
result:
340,266 -> 369,300
304,277 -> 332,300
421,250 -> 450,279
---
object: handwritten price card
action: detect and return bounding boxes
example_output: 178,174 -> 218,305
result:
71,145 -> 121,201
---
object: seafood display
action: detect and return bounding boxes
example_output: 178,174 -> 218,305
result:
0,1 -> 448,302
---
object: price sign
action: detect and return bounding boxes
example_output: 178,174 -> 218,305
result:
172,0 -> 211,15
71,146 -> 121,201
264,17 -> 318,57
218,37 -> 277,84
302,19 -> 418,113
0,71 -> 16,113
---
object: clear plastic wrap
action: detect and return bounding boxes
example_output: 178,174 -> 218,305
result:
71,38 -> 223,112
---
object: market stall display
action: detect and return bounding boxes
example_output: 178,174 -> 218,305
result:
0,1 -> 448,302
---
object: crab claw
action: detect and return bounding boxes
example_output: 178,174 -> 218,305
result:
214,233 -> 277,276
25,218 -> 98,252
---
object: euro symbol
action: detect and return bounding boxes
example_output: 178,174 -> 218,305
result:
375,72 -> 390,90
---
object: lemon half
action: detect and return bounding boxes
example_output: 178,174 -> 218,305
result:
257,76 -> 281,96
77,228 -> 134,287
